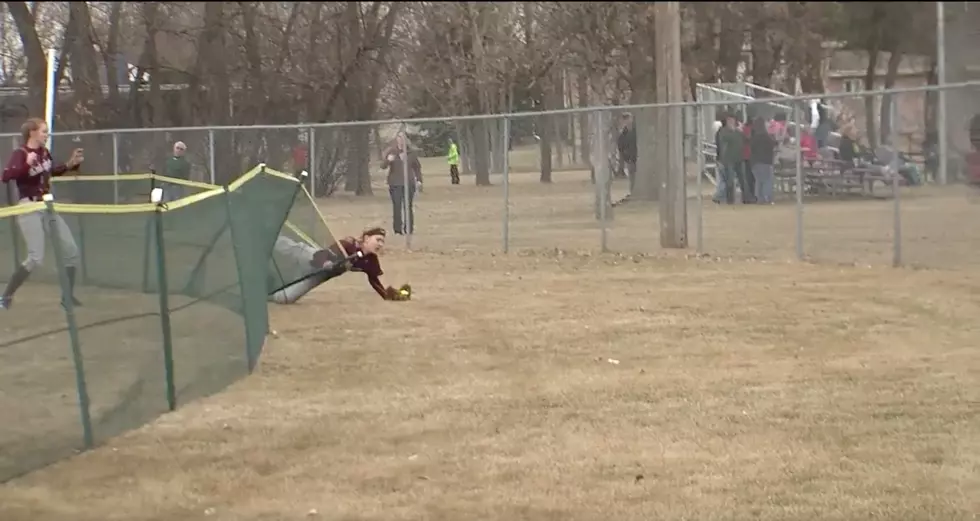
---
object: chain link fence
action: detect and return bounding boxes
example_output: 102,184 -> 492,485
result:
5,81 -> 979,270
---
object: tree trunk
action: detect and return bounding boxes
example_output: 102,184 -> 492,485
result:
67,3 -> 112,176
472,119 -> 492,185
461,123 -> 475,176
630,34 -> 658,202
101,2 -> 123,117
197,2 -> 233,183
750,22 -> 779,88
350,125 -> 371,195
879,49 -> 903,146
539,112 -> 553,183
717,10 -> 742,83
924,54 -> 938,140
240,1 -> 265,126
567,69 -> 577,164
577,73 -> 591,171
863,47 -> 880,149
7,1 -> 45,115
552,71 -> 565,169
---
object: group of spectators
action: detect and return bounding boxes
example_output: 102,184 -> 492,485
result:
712,111 -> 792,205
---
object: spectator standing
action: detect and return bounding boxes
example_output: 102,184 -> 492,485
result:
749,117 -> 778,205
617,114 -> 638,192
713,114 -> 744,205
448,138 -> 460,185
381,131 -> 423,235
164,141 -> 191,201
740,119 -> 756,203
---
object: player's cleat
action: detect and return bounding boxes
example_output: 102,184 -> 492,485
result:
0,297 -> 10,310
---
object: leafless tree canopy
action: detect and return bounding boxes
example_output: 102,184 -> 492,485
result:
0,1 -> 940,190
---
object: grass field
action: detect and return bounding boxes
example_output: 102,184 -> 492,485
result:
1,149 -> 979,520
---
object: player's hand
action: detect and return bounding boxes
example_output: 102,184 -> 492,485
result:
386,154 -> 395,162
385,284 -> 412,301
26,151 -> 37,165
67,148 -> 84,168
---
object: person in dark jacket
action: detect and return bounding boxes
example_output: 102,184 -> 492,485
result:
713,114 -> 744,205
740,118 -> 756,203
380,131 -> 423,235
617,113 -> 637,191
749,117 -> 778,204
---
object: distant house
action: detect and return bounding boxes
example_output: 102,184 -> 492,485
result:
822,49 -> 932,150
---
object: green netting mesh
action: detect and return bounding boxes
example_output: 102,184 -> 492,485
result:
0,166 -> 303,482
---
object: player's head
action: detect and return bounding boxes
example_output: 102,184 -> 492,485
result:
395,131 -> 407,150
173,141 -> 187,157
21,117 -> 47,146
360,227 -> 387,255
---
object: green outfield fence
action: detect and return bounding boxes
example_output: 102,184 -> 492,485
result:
0,164 -> 327,482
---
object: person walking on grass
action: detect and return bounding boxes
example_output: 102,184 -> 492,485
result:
0,117 -> 85,310
750,116 -> 778,205
740,115 -> 756,203
448,138 -> 461,185
713,113 -> 744,205
381,131 -> 423,235
617,114 -> 638,186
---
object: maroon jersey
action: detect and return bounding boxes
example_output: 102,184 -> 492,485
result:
338,237 -> 386,298
1,146 -> 78,200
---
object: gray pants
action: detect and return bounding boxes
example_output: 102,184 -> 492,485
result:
752,164 -> 775,204
268,268 -> 336,305
267,235 -> 345,305
17,205 -> 80,272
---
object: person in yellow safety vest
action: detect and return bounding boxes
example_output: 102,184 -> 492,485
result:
448,138 -> 460,185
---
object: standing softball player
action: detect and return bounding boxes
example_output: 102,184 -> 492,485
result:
0,117 -> 84,309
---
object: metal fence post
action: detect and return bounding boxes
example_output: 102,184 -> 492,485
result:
597,110 -> 609,253
502,116 -> 511,253
112,132 -> 119,204
936,1 -> 948,185
42,194 -> 94,449
794,103 -> 804,261
892,171 -> 902,267
695,103 -> 704,254
150,190 -> 177,411
207,129 -> 216,185
308,127 -> 316,198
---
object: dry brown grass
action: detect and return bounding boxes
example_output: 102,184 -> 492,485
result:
1,160 -> 980,520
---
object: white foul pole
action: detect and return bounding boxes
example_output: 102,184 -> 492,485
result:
44,48 -> 56,150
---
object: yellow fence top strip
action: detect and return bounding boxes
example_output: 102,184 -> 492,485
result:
0,202 -> 44,218
1,164 -> 292,217
52,173 -> 220,191
52,203 -> 158,214
150,174 -> 220,190
161,187 -> 225,210
300,184 -> 345,253
227,165 -> 265,192
263,167 -> 302,184
53,173 -> 154,183
283,220 -> 318,248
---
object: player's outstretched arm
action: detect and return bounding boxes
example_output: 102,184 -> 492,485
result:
369,274 -> 388,299
51,148 -> 84,177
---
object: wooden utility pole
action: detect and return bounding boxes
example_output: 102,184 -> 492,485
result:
655,1 -> 687,248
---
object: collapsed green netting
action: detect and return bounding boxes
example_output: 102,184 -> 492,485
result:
0,164 -> 335,483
